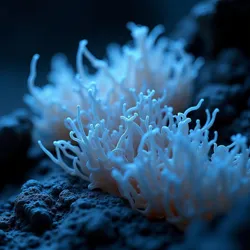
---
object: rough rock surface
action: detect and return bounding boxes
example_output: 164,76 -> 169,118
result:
171,0 -> 250,144
190,48 -> 250,144
0,109 -> 33,189
0,161 -> 183,250
170,197 -> 250,250
171,0 -> 250,58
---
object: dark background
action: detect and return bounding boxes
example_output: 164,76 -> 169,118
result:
0,0 -> 199,116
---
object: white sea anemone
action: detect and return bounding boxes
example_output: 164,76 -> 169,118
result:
38,90 -> 173,195
112,107 -> 250,230
80,22 -> 204,111
25,23 -> 204,149
39,90 -> 250,229
24,54 -> 87,147
25,23 -> 249,230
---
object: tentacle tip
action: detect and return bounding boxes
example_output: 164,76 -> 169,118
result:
199,98 -> 204,104
66,117 -> 72,122
126,21 -> 136,30
33,54 -> 40,60
79,40 -> 88,48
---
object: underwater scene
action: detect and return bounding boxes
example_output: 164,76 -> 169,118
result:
1,0 -> 250,249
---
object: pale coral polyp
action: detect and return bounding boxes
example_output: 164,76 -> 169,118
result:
25,23 -> 250,229
25,23 -> 203,148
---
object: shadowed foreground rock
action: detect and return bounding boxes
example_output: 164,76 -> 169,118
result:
170,197 -> 250,250
0,109 -> 33,189
0,164 -> 183,250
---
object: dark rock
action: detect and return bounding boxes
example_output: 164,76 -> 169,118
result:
15,181 -> 54,233
0,212 -> 15,230
170,198 -> 250,250
28,207 -> 52,233
83,210 -> 117,244
172,0 -> 250,58
191,0 -> 217,57
171,0 -> 218,58
58,189 -> 77,208
213,0 -> 250,57
0,229 -> 7,246
0,156 -> 184,249
0,109 -> 33,189
192,83 -> 245,132
71,198 -> 96,210
21,179 -> 43,192
170,16 -> 202,57
27,235 -> 40,248
190,47 -> 250,144
195,49 -> 250,88
215,49 -> 250,84
222,110 -> 250,144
